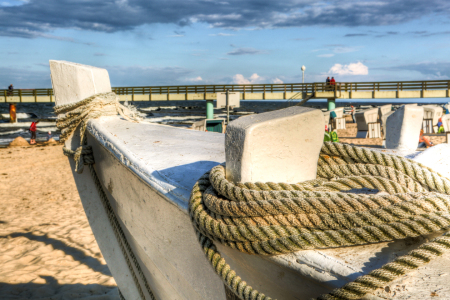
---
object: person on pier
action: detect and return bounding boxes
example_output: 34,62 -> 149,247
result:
326,77 -> 330,91
330,77 -> 336,88
7,84 -> 13,96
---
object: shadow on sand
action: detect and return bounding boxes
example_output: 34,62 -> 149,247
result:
0,231 -> 112,277
0,275 -> 119,300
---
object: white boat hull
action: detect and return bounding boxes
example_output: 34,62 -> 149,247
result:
64,116 -> 450,300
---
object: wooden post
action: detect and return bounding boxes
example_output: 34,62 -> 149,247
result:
263,85 -> 266,100
4,90 -> 7,102
149,87 -> 152,101
19,89 -> 22,102
243,86 -> 246,100
34,89 -> 37,102
132,87 -> 135,102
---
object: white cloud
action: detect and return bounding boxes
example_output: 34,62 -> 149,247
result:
317,54 -> 334,58
272,78 -> 283,84
233,73 -> 263,84
187,76 -> 203,81
209,33 -> 234,36
329,62 -> 368,75
333,46 -> 361,53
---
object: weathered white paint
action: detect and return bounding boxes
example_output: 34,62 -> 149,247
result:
355,107 -> 378,132
378,104 -> 392,121
385,104 -> 424,154
422,105 -> 443,125
225,106 -> 324,183
323,111 -> 330,126
49,60 -> 111,106
381,111 -> 394,139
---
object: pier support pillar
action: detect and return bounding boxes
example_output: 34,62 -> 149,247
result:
327,98 -> 336,111
206,100 -> 214,119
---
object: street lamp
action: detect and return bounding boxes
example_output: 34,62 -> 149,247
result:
301,65 -> 306,83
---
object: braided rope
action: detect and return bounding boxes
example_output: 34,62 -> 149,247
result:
189,142 -> 450,300
54,92 -> 140,144
56,93 -> 154,300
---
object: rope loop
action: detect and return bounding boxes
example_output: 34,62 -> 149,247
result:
190,142 -> 450,300
54,92 -> 141,144
63,145 -> 94,174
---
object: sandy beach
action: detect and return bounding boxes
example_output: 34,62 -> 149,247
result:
0,144 -> 119,299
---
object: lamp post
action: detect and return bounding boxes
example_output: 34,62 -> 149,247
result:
301,65 -> 306,83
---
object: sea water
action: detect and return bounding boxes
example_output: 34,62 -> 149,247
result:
1,98 -> 447,147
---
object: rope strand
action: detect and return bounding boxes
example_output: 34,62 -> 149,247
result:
189,142 -> 450,300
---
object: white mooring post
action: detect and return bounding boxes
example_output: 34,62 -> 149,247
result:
385,104 -> 424,153
225,106 -> 324,183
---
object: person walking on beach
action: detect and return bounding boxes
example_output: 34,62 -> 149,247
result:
29,120 -> 39,145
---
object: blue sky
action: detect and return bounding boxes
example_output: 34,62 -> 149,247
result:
1,0 -> 450,88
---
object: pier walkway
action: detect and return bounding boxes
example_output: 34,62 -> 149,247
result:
1,80 -> 449,103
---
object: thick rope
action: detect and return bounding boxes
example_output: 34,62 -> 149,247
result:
189,142 -> 450,300
55,92 -> 140,144
56,93 -> 154,300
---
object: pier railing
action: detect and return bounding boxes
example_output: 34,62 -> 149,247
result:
2,80 -> 450,102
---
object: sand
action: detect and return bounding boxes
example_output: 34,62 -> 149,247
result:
8,136 -> 30,147
0,145 -> 119,299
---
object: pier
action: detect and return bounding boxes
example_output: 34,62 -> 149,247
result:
1,80 -> 449,103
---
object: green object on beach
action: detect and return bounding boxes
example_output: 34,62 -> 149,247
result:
206,100 -> 214,120
331,130 -> 339,142
324,131 -> 339,142
205,120 -> 223,133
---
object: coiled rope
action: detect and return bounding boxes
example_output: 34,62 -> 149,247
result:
189,142 -> 450,300
55,92 -> 155,300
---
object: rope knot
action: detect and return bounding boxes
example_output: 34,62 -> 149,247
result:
63,145 -> 94,174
